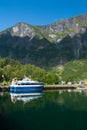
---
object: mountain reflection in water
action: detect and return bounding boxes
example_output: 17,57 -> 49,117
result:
0,90 -> 87,130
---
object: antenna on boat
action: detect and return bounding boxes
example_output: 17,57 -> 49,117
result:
23,74 -> 31,81
24,74 -> 26,78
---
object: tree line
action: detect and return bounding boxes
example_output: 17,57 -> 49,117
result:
1,58 -> 87,86
0,58 -> 59,85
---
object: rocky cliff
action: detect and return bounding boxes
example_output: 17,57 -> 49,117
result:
0,14 -> 87,67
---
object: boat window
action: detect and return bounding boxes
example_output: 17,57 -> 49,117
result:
21,83 -> 30,85
20,82 -> 43,85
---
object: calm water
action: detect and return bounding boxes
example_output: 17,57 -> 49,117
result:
0,90 -> 87,130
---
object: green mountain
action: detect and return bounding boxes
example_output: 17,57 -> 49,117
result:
0,14 -> 87,68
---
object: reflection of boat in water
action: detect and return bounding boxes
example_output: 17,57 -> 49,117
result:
10,92 -> 43,103
10,77 -> 44,94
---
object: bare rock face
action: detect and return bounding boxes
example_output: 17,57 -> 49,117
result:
2,14 -> 87,43
40,14 -> 87,42
10,23 -> 35,38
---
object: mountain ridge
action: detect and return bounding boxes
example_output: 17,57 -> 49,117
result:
0,14 -> 87,68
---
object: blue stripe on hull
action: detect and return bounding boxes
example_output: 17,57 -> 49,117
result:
10,86 -> 44,93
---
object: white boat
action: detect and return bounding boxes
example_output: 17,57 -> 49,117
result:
10,77 -> 44,94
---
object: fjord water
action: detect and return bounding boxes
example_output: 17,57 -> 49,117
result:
0,91 -> 87,130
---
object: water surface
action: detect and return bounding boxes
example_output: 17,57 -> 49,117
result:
0,90 -> 87,130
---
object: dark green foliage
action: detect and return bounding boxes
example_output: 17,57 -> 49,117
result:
62,59 -> 87,82
0,33 -> 59,67
1,58 -> 87,85
0,58 -> 59,85
45,72 -> 59,84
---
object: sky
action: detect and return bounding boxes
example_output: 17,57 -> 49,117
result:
0,0 -> 87,31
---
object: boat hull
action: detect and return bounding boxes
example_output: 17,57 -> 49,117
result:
10,85 -> 44,93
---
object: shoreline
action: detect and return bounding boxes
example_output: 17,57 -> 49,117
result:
0,84 -> 77,92
0,86 -> 10,92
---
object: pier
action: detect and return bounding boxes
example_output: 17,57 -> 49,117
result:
44,85 -> 76,90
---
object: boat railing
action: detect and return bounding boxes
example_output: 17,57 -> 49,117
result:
11,79 -> 18,86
